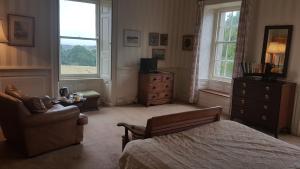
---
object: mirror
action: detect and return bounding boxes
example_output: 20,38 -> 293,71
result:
261,25 -> 293,77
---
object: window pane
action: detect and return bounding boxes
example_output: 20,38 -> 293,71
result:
218,26 -> 231,42
60,38 -> 97,75
225,62 -> 234,77
216,43 -> 227,60
214,60 -> 226,77
230,26 -> 238,42
227,43 -> 236,60
232,11 -> 240,26
60,0 -> 96,38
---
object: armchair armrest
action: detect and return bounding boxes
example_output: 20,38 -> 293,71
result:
117,122 -> 146,137
22,105 -> 80,128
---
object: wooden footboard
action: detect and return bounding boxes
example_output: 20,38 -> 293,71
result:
145,107 -> 222,138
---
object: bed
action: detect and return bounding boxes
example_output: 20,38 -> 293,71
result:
119,108 -> 300,169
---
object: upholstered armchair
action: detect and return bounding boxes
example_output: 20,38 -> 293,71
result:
0,90 -> 88,157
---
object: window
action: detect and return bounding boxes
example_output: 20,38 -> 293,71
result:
59,0 -> 98,78
211,7 -> 240,81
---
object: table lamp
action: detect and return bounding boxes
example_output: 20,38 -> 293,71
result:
0,19 -> 7,43
267,42 -> 286,73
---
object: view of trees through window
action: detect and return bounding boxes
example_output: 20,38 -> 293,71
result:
213,9 -> 240,79
59,0 -> 98,75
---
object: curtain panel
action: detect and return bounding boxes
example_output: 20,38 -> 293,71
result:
188,0 -> 205,103
232,0 -> 256,78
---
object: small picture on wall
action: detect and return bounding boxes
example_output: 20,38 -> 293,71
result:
149,32 -> 160,46
160,34 -> 168,46
152,49 -> 166,60
182,35 -> 194,51
8,14 -> 35,47
124,29 -> 141,47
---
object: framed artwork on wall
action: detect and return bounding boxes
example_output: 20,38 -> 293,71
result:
182,35 -> 194,51
160,34 -> 168,46
8,14 -> 35,47
149,32 -> 160,46
152,49 -> 166,60
124,29 -> 141,47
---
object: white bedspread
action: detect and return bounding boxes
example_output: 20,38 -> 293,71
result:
119,120 -> 300,169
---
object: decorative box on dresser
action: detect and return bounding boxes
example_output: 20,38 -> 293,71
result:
138,72 -> 174,106
231,77 -> 296,138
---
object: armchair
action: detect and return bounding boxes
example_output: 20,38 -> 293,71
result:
0,92 -> 88,157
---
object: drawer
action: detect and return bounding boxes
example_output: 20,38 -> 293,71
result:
145,93 -> 158,100
255,113 -> 276,130
158,92 -> 172,100
161,74 -> 173,82
231,105 -> 249,120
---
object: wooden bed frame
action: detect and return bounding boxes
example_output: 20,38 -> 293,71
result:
117,107 -> 222,150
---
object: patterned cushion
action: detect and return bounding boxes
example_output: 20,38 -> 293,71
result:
22,96 -> 48,114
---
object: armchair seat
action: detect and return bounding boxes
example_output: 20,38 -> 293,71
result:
0,88 -> 88,157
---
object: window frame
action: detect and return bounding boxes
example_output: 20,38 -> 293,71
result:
59,0 -> 101,80
209,6 -> 241,83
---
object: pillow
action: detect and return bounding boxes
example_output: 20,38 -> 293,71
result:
40,95 -> 53,109
22,96 -> 48,114
5,85 -> 25,100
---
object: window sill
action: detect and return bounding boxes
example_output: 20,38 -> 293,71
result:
199,89 -> 230,98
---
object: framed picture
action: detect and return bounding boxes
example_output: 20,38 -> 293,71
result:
160,34 -> 168,46
149,32 -> 160,46
182,35 -> 194,51
8,14 -> 35,47
124,29 -> 141,47
152,49 -> 166,60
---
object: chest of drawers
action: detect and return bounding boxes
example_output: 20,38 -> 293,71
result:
231,78 -> 296,138
138,72 -> 174,106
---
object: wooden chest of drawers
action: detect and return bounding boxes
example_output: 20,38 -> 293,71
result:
231,78 -> 296,138
138,72 -> 174,106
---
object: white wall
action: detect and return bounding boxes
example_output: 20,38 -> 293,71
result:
114,0 -> 198,104
245,0 -> 300,135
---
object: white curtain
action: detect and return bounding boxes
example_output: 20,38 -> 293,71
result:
188,0 -> 205,103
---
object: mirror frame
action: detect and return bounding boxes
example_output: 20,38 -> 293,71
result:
261,25 -> 293,77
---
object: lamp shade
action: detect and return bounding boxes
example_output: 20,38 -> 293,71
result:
267,42 -> 286,54
0,19 -> 7,43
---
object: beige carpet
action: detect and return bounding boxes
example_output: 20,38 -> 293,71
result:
0,104 -> 299,169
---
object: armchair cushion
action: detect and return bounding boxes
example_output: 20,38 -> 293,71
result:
22,105 -> 80,128
22,96 -> 48,114
5,84 -> 25,100
40,96 -> 53,109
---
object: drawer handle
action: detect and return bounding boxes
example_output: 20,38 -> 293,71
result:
242,82 -> 247,87
262,115 -> 267,121
153,78 -> 157,81
165,94 -> 169,97
242,90 -> 246,95
152,95 -> 156,99
166,77 -> 170,80
152,86 -> 156,89
240,109 -> 244,114
264,105 -> 268,110
265,86 -> 270,91
265,94 -> 269,100
165,85 -> 169,88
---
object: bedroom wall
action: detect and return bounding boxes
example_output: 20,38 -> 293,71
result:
114,0 -> 198,105
0,0 -> 53,96
245,0 -> 300,135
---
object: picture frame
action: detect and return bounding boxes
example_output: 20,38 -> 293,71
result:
8,14 -> 35,47
149,32 -> 160,46
182,35 -> 194,51
152,49 -> 166,60
160,34 -> 168,46
124,29 -> 141,47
